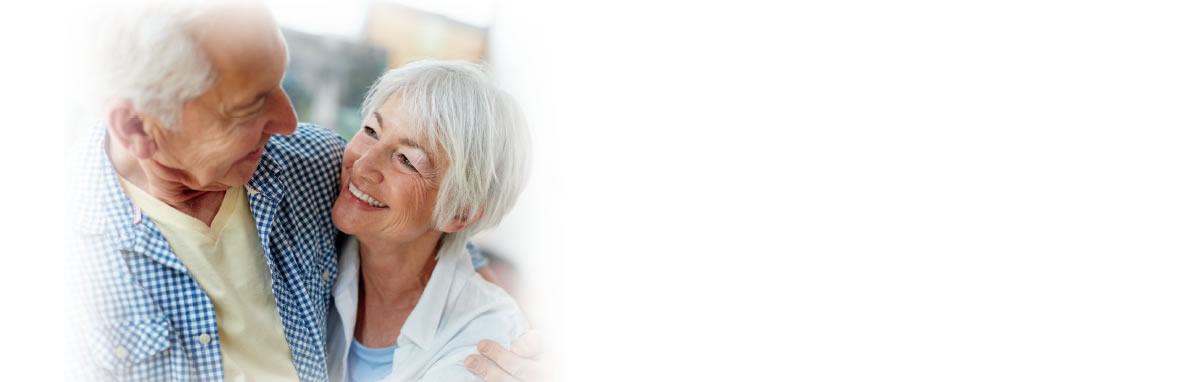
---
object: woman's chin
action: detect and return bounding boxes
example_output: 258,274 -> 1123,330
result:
330,197 -> 362,234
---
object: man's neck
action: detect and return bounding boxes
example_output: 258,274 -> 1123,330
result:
107,136 -> 227,226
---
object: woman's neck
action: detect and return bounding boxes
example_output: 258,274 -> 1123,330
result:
353,230 -> 442,348
357,232 -> 442,300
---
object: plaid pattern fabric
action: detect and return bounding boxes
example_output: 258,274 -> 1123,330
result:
69,123 -> 347,381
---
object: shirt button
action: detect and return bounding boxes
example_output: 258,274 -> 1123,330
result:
322,269 -> 331,281
114,346 -> 129,360
198,333 -> 212,345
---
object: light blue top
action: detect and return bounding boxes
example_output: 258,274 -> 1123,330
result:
348,339 -> 398,382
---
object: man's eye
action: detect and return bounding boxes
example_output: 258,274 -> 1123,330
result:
396,154 -> 418,173
249,97 -> 266,112
362,126 -> 377,138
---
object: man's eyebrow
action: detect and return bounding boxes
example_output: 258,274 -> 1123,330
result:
373,111 -> 384,130
231,90 -> 270,113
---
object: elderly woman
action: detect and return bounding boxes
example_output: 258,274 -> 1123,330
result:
326,60 -> 531,381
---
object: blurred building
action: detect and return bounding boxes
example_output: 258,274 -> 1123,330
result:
279,3 -> 490,139
365,3 -> 488,67
281,27 -> 388,139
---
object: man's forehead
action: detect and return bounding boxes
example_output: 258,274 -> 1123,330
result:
189,9 -> 288,110
194,13 -> 284,65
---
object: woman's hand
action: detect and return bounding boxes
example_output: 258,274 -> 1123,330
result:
465,330 -> 546,382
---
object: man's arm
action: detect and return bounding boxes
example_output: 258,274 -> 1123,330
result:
465,244 -> 544,381
466,330 -> 547,382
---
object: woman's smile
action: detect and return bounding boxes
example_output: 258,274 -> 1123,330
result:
347,181 -> 389,209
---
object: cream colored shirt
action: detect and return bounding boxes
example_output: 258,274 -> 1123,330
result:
117,176 -> 300,381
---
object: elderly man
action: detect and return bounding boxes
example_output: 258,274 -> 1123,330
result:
69,2 -> 539,381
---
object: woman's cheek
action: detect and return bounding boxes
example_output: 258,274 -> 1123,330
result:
344,139 -> 367,164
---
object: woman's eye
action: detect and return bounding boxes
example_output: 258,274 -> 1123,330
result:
396,154 -> 418,172
362,126 -> 377,138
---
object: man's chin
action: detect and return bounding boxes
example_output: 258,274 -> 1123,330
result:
218,163 -> 260,189
188,175 -> 253,192
183,183 -> 236,193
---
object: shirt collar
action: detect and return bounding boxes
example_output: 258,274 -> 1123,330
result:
401,247 -> 469,348
72,123 -> 289,235
71,123 -> 139,237
72,123 -> 293,277
246,136 -> 287,199
333,236 -> 362,349
71,124 -> 190,272
333,236 -> 472,349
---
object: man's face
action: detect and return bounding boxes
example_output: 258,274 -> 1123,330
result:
145,5 -> 297,194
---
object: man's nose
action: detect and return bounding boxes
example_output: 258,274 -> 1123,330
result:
263,89 -> 298,136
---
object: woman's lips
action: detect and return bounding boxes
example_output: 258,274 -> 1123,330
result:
348,182 -> 388,208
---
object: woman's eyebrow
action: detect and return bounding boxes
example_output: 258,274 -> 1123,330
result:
374,111 -> 433,163
399,138 -> 434,167
399,138 -> 425,152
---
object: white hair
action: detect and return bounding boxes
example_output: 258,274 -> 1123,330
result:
86,1 -> 218,129
360,60 -> 531,258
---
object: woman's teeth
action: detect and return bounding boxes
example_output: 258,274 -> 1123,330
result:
348,182 -> 388,208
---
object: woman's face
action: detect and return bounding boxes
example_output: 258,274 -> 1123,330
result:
331,96 -> 445,243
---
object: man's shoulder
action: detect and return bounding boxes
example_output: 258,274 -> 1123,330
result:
264,123 -> 347,186
266,123 -> 347,160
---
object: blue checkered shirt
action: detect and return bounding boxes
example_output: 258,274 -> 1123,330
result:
69,123 -> 347,381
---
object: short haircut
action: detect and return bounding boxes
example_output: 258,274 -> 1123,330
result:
87,1 -> 219,129
360,60 -> 531,258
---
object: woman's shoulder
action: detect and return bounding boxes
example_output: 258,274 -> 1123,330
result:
449,268 -> 527,324
411,269 -> 528,380
437,266 -> 529,346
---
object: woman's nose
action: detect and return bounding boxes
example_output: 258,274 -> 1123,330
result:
353,147 -> 386,185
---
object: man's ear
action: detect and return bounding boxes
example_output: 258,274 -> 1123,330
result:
106,99 -> 158,159
443,208 -> 485,233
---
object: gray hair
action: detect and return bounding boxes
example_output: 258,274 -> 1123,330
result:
87,1 -> 218,129
360,60 -> 531,258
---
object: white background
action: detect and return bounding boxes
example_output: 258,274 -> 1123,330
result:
9,0 -> 1192,380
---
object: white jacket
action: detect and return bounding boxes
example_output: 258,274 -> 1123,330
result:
327,237 -> 529,381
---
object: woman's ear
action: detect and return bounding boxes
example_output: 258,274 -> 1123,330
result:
106,99 -> 158,159
443,208 -> 485,233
